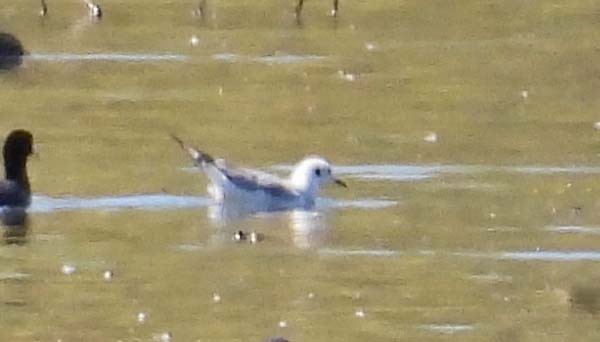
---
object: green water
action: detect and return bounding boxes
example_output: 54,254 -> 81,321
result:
2,0 -> 600,340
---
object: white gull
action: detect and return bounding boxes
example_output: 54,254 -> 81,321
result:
172,135 -> 347,212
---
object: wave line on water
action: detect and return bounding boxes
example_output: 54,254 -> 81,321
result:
454,250 -> 600,262
319,248 -> 400,257
28,194 -> 393,213
28,53 -> 189,62
418,324 -> 475,334
546,225 -> 600,235
30,194 -> 210,213
212,53 -> 326,65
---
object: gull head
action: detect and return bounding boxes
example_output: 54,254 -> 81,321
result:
290,156 -> 347,197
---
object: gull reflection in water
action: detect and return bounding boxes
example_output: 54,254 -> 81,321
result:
207,202 -> 330,249
1,207 -> 29,245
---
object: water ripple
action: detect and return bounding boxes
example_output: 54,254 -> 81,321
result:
545,226 -> 600,235
28,194 -> 394,213
212,53 -> 326,65
318,248 -> 400,257
30,194 -> 210,213
455,250 -> 600,262
418,324 -> 475,334
28,53 -> 189,62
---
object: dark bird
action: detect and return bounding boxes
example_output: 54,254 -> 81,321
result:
0,33 -> 25,70
0,130 -> 34,208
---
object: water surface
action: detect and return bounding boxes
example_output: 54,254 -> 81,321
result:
2,0 -> 600,340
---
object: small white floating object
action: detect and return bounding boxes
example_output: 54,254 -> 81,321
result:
344,73 -> 357,82
355,308 -> 366,318
278,320 -> 288,328
423,132 -> 438,143
103,270 -> 113,281
189,35 -> 200,47
489,212 -> 496,219
420,324 -> 474,334
212,292 -> 221,303
61,264 -> 76,275
137,312 -> 147,323
337,70 -> 357,82
160,331 -> 172,342
218,86 -> 224,96
249,232 -> 259,244
594,121 -> 600,130
365,42 -> 377,51
521,90 -> 528,99
307,292 -> 315,299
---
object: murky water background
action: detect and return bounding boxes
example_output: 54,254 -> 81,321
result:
2,0 -> 600,340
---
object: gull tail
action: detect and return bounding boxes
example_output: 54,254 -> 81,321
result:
170,134 -> 215,167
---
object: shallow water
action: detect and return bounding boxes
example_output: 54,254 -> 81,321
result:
2,0 -> 600,340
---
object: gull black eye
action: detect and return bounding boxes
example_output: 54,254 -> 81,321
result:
315,169 -> 321,177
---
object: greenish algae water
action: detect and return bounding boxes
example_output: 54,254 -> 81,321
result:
1,0 -> 600,341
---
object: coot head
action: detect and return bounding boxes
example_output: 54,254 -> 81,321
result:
0,33 -> 25,70
3,130 -> 33,182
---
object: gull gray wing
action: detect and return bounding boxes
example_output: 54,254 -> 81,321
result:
171,134 -> 298,200
220,167 -> 299,200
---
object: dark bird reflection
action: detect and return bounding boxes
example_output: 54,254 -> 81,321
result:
1,207 -> 29,245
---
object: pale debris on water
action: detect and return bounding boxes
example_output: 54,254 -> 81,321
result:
423,132 -> 438,143
137,312 -> 147,323
160,332 -> 172,342
521,90 -> 529,99
278,320 -> 288,328
594,121 -> 600,130
212,292 -> 221,303
365,42 -> 377,51
355,308 -> 366,318
61,264 -> 76,275
249,232 -> 259,244
103,270 -> 113,281
337,70 -> 357,82
189,35 -> 200,47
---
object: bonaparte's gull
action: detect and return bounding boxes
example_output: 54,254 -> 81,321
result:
171,135 -> 347,211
